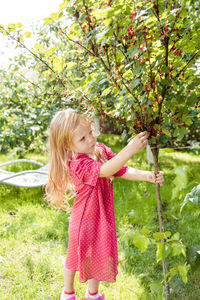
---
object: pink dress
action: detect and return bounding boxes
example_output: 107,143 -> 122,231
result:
65,143 -> 128,283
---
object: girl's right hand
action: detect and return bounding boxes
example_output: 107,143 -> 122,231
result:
129,131 -> 148,155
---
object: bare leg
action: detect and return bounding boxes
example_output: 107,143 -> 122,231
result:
88,279 -> 100,294
64,267 -> 76,293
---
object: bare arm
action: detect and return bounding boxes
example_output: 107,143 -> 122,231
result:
99,132 -> 148,178
121,167 -> 164,185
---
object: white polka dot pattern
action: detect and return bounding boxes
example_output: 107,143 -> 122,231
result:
65,143 -> 128,283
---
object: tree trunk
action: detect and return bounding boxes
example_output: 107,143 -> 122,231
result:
151,146 -> 171,300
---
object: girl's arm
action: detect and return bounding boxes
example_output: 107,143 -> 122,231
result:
99,131 -> 148,178
121,167 -> 164,186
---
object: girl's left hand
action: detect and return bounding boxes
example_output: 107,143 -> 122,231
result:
148,171 -> 164,186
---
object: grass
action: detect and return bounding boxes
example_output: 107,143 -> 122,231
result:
0,133 -> 200,300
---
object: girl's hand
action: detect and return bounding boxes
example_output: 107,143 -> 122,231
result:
129,131 -> 148,155
147,171 -> 164,186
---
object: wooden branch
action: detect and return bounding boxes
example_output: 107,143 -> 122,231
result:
175,49 -> 200,79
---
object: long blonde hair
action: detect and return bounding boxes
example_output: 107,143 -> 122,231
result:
45,108 -> 104,210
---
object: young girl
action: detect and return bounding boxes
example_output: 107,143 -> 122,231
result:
46,108 -> 164,300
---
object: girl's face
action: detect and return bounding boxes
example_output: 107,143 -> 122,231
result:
71,123 -> 96,155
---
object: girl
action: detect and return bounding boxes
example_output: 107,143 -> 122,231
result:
46,108 -> 164,300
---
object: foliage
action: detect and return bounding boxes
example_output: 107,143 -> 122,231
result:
0,0 -> 200,153
132,228 -> 190,284
0,66 -> 67,155
59,0 -> 200,147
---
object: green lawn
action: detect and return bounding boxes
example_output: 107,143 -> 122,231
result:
0,134 -> 200,300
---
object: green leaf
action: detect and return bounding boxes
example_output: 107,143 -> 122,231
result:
127,47 -> 140,59
171,241 -> 186,257
15,22 -> 23,28
43,17 -> 53,25
112,87 -> 119,95
49,12 -> 59,20
102,87 -> 111,96
178,264 -> 190,283
153,232 -> 165,241
59,2 -> 67,11
66,62 -> 77,69
133,233 -> 150,253
133,64 -> 142,75
34,43 -> 43,50
24,32 -> 32,38
116,51 -> 124,62
130,78 -> 140,88
171,232 -> 180,241
45,47 -> 57,57
123,69 -> 133,80
173,126 -> 187,140
88,56 -> 97,64
162,128 -> 171,137
169,266 -> 178,276
53,57 -> 63,72
140,228 -> 151,236
156,242 -> 164,263
92,8 -> 114,19
7,23 -> 17,31
165,232 -> 172,238
163,243 -> 172,259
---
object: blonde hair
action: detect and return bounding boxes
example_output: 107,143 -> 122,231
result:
45,108 -> 105,210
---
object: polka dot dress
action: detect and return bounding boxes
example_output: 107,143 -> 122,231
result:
65,143 -> 128,283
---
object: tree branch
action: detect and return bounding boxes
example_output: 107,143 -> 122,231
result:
175,49 -> 200,79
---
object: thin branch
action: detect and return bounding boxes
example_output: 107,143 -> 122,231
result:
175,49 -> 200,79
0,25 -> 65,88
17,72 -> 42,90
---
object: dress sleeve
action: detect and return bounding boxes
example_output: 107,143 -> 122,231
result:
100,144 -> 129,178
69,155 -> 103,186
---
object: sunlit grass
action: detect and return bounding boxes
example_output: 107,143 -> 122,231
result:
0,134 -> 200,299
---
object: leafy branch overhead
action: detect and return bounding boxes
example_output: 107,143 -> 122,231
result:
0,0 -> 199,150
61,0 -> 200,146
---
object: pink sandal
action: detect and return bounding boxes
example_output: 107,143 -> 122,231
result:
60,291 -> 79,300
60,297 -> 78,300
85,294 -> 106,300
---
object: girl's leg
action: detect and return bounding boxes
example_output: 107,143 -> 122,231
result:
87,279 -> 100,294
64,267 -> 76,292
